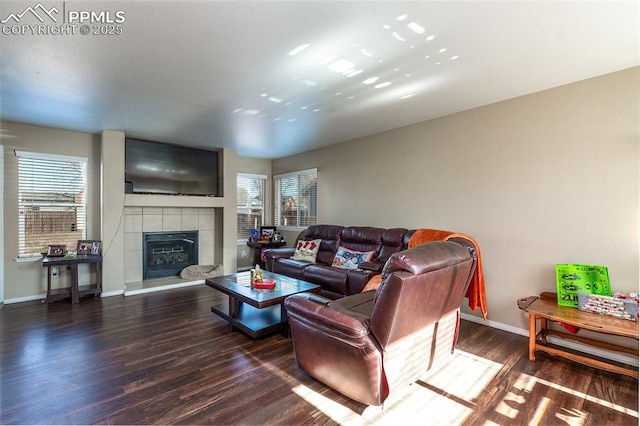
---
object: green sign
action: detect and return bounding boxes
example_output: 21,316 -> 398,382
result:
555,264 -> 611,308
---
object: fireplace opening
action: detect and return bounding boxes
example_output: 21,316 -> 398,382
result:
143,231 -> 198,280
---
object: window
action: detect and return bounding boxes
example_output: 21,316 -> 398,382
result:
16,151 -> 87,257
237,173 -> 266,241
274,168 -> 317,228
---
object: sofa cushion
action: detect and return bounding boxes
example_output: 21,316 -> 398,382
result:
331,246 -> 375,269
377,228 -> 412,262
272,257 -> 311,278
338,226 -> 384,254
302,225 -> 344,265
303,264 -> 349,297
292,239 -> 322,262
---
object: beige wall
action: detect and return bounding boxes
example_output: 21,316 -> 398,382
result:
1,122 -> 101,300
273,67 -> 639,332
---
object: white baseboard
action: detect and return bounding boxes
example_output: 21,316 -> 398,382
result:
4,293 -> 46,304
460,312 -> 639,367
100,290 -> 124,298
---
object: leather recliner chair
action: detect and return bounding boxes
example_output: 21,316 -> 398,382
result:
283,240 -> 477,406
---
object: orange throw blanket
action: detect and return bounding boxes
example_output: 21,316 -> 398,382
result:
409,229 -> 487,320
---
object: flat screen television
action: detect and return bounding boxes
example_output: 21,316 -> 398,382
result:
125,137 -> 221,196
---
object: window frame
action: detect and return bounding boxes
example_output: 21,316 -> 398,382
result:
273,168 -> 317,230
15,150 -> 88,258
237,172 -> 267,243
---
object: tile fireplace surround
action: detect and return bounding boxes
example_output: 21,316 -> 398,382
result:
124,207 -> 215,284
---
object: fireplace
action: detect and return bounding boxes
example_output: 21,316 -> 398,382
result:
143,231 -> 198,280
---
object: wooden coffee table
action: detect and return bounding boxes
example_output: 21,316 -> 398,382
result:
206,271 -> 320,338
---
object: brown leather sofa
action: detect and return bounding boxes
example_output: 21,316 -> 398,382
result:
283,240 -> 478,406
264,225 -> 415,299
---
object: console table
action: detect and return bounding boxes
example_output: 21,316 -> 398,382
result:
43,255 -> 103,303
517,292 -> 639,378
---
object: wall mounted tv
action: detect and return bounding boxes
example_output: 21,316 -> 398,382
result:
125,137 -> 221,196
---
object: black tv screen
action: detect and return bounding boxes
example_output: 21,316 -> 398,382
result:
125,138 -> 220,196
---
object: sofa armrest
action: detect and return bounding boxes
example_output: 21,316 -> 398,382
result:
358,261 -> 384,273
264,247 -> 295,260
263,247 -> 295,271
284,293 -> 371,341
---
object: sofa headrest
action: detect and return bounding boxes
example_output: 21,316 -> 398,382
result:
384,240 -> 471,277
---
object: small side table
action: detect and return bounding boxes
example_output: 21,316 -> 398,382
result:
43,255 -> 103,303
517,292 -> 639,378
246,240 -> 286,269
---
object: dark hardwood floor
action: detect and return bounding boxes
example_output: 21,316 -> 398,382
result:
1,285 -> 637,425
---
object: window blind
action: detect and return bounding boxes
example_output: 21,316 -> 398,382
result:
15,150 -> 88,257
237,173 -> 267,241
274,168 -> 317,228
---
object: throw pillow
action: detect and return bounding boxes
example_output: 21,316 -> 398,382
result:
292,239 -> 322,262
362,274 -> 382,292
331,246 -> 375,270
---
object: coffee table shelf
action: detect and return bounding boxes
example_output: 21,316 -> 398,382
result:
211,301 -> 282,338
206,271 -> 320,338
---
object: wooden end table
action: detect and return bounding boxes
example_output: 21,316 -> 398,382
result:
206,271 -> 320,338
246,240 -> 286,269
517,292 -> 639,378
43,255 -> 103,303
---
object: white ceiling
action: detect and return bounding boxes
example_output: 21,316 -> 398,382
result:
1,1 -> 638,159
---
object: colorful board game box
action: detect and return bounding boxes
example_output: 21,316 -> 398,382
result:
555,264 -> 611,308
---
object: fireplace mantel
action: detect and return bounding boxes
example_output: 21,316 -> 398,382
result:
125,194 -> 225,208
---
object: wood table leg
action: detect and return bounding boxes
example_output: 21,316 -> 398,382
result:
280,304 -> 290,338
528,313 -> 537,361
47,267 -> 53,303
71,265 -> 79,304
539,317 -> 548,343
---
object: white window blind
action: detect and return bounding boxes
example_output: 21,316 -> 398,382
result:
237,173 -> 267,241
16,150 -> 88,257
274,168 -> 317,227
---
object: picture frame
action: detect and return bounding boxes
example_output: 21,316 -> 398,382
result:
260,226 -> 276,240
77,240 -> 94,255
90,240 -> 102,256
77,240 -> 102,256
250,229 -> 261,242
46,244 -> 66,257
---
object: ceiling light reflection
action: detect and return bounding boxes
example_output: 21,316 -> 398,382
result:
375,81 -> 391,88
328,59 -> 354,73
408,22 -> 425,34
392,32 -> 405,42
288,43 -> 310,56
363,77 -> 378,85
